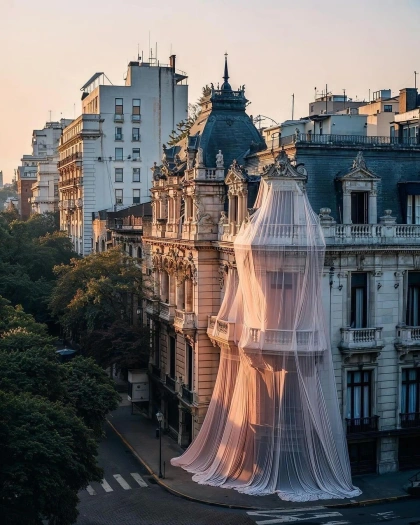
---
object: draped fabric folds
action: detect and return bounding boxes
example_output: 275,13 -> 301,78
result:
171,172 -> 361,502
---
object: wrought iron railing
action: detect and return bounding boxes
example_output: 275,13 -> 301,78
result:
58,152 -> 82,168
181,385 -> 194,404
277,133 -> 420,148
345,415 -> 379,434
400,412 -> 420,428
165,375 -> 176,391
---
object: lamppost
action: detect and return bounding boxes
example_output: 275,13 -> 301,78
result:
156,411 -> 163,478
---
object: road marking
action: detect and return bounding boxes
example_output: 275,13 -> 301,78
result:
371,511 -> 400,521
101,478 -> 113,492
86,485 -> 96,495
113,474 -> 131,490
247,507 -> 347,524
131,472 -> 148,487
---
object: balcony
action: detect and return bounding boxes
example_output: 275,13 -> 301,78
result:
159,303 -> 175,323
181,385 -> 194,404
339,327 -> 384,355
322,223 -> 420,245
114,113 -> 124,122
395,326 -> 420,350
131,114 -> 141,123
61,199 -> 75,211
207,316 -> 236,346
145,299 -> 159,316
400,412 -> 420,429
174,310 -> 195,333
115,134 -> 124,141
58,152 -> 82,168
346,415 -> 379,434
59,176 -> 83,188
165,375 -> 176,391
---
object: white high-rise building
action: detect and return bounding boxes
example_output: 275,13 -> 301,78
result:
58,55 -> 188,255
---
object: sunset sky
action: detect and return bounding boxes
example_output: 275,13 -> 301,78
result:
1,0 -> 419,182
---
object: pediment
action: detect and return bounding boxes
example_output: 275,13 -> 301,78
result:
338,166 -> 380,182
225,160 -> 247,184
261,150 -> 307,181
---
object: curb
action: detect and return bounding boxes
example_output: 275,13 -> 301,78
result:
106,419 -> 413,511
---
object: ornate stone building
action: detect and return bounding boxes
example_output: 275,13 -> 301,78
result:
144,59 -> 420,475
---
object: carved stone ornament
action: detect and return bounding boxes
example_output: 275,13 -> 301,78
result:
262,149 -> 307,182
216,150 -> 224,168
195,147 -> 204,168
352,151 -> 367,170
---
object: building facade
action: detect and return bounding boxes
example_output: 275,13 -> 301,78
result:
16,120 -> 71,219
58,57 -> 188,255
141,62 -> 420,476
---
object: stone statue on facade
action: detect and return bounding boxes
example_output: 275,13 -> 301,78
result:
218,211 -> 227,233
294,128 -> 300,142
196,147 -> 204,167
352,151 -> 367,170
216,150 -> 224,168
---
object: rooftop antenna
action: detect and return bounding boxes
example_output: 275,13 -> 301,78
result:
49,109 -> 52,122
343,89 -> 346,110
224,52 -> 229,83
292,93 -> 295,120
314,87 -> 317,101
415,71 -> 418,89
149,31 -> 151,62
137,43 -> 140,61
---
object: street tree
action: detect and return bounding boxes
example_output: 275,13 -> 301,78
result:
50,248 -> 150,368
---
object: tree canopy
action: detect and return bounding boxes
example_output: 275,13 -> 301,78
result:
50,248 -> 150,368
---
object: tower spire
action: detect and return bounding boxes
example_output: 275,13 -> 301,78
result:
221,52 -> 232,91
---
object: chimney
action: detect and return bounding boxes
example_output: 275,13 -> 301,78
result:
399,88 -> 418,113
169,55 -> 176,71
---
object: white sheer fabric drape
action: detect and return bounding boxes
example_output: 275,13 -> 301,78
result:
172,177 -> 361,502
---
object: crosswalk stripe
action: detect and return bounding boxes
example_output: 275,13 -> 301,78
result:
86,485 -> 96,495
101,478 -> 113,492
248,507 -> 326,516
113,474 -> 131,490
247,507 -> 345,525
131,472 -> 148,487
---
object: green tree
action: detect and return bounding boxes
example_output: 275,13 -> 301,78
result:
62,357 -> 121,438
0,392 -> 102,525
50,248 -> 150,368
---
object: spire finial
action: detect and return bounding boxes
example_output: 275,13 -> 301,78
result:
223,52 -> 229,84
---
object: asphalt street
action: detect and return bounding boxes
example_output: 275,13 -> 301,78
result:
77,426 -> 420,525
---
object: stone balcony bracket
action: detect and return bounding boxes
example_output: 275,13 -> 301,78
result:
174,310 -> 196,340
207,315 -> 236,347
159,302 -> 176,323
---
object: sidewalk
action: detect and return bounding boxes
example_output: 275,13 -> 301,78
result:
107,401 -> 416,510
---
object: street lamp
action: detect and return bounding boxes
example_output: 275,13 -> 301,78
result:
156,411 -> 164,478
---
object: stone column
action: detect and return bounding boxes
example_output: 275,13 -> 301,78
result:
169,274 -> 176,305
185,279 -> 193,312
177,278 -> 185,310
343,190 -> 351,224
153,270 -> 160,296
161,272 -> 169,303
369,189 -> 378,224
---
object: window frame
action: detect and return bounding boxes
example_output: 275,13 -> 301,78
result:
347,369 -> 372,419
115,127 -> 123,140
115,148 -> 123,161
401,367 -> 420,414
350,272 -> 368,328
115,168 -> 123,183
115,98 -> 123,115
133,189 -> 140,204
132,168 -> 140,182
132,128 -> 140,141
115,189 -> 123,205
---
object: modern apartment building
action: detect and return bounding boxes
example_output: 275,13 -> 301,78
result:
58,56 -> 188,255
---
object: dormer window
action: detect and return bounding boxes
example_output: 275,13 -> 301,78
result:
336,152 -> 380,225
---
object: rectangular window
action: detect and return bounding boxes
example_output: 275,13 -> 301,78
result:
115,168 -> 123,182
169,336 -> 176,379
115,148 -> 123,161
132,128 -> 140,141
351,272 -> 368,328
115,98 -> 123,114
351,192 -> 368,224
267,272 -> 298,330
115,127 -> 123,140
133,189 -> 140,204
132,168 -> 140,182
407,272 -> 420,326
407,195 -> 420,224
384,104 -> 393,112
347,370 -> 372,419
132,99 -> 141,119
115,189 -> 123,205
187,343 -> 193,390
401,368 -> 420,415
132,148 -> 140,160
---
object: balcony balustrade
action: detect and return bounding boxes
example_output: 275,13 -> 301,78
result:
339,327 -> 384,353
322,223 -> 420,245
396,326 -> 420,348
207,316 -> 236,345
400,412 -> 420,428
61,199 -> 75,211
278,133 -> 420,148
159,302 -> 176,322
59,176 -> 83,188
145,299 -> 159,316
174,310 -> 195,332
345,415 -> 379,434
58,152 -> 82,168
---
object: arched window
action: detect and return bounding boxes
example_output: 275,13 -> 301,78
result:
129,245 -> 133,257
137,246 -> 142,259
